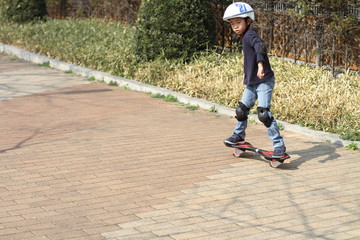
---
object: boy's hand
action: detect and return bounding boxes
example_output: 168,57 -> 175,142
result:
257,62 -> 265,79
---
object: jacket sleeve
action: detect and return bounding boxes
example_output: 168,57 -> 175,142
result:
248,32 -> 267,63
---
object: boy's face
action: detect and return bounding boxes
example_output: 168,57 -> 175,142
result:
229,17 -> 250,35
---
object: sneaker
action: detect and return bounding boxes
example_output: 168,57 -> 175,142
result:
272,147 -> 286,158
224,134 -> 245,145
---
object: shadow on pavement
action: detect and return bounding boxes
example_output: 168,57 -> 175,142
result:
281,141 -> 341,170
233,142 -> 342,170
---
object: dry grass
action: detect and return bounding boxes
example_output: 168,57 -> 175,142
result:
134,52 -> 359,138
272,58 -> 359,134
135,53 -> 245,106
1,18 -> 359,140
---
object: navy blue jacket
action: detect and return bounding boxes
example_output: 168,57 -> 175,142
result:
242,29 -> 274,85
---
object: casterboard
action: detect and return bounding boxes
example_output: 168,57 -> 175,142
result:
224,141 -> 290,168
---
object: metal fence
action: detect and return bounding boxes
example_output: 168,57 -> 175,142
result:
46,0 -> 360,72
215,0 -> 360,73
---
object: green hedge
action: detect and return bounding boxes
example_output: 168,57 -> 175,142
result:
0,18 -> 359,141
0,0 -> 47,22
134,0 -> 216,61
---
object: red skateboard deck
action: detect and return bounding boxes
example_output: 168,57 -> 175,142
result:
224,141 -> 290,168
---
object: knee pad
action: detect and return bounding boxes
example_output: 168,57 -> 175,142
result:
235,102 -> 249,121
257,107 -> 274,127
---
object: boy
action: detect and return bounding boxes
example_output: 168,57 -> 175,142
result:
223,2 -> 286,158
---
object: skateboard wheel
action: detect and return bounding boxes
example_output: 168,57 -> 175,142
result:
269,160 -> 282,168
233,149 -> 245,157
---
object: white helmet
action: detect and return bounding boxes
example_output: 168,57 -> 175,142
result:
223,2 -> 255,22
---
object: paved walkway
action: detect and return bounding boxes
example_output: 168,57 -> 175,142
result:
0,54 -> 359,240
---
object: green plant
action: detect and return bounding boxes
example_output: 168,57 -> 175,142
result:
122,84 -> 130,90
278,123 -> 284,131
151,93 -> 165,99
345,142 -> 359,151
65,70 -> 73,74
0,18 -> 137,78
0,0 -> 47,23
87,76 -> 96,81
210,106 -> 218,113
108,80 -> 119,86
150,93 -> 178,102
38,61 -> 50,67
163,94 -> 178,102
1,18 -> 358,141
341,131 -> 360,142
186,104 -> 199,111
134,0 -> 216,61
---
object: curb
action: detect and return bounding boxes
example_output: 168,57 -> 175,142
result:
1,43 -> 358,148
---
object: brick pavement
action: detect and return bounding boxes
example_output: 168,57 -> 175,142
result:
0,54 -> 359,240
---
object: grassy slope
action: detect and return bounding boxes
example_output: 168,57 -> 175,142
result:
1,18 -> 359,140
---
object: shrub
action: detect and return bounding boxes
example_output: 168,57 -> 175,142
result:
0,18 -> 137,77
0,0 -> 47,23
134,0 -> 216,61
1,18 -> 359,141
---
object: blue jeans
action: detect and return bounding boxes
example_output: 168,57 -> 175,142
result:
234,77 -> 285,150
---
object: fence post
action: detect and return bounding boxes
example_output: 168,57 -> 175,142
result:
292,19 -> 297,63
315,18 -> 324,67
304,21 -> 308,64
59,0 -> 67,18
331,35 -> 336,76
